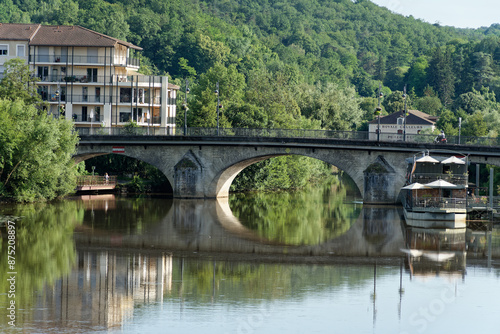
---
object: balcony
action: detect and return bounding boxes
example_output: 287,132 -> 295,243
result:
34,74 -> 162,87
118,94 -> 161,105
71,95 -> 103,104
72,114 -> 101,122
30,55 -> 140,67
36,74 -> 113,84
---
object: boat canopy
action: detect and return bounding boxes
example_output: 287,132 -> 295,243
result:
401,182 -> 431,190
425,179 -> 459,189
416,155 -> 440,163
440,156 -> 466,165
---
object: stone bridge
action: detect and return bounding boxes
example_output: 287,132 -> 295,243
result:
75,135 -> 500,204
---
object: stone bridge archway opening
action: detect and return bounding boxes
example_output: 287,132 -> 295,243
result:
74,153 -> 173,195
214,153 -> 363,200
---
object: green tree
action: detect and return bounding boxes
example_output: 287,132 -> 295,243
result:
0,59 -> 78,201
382,90 -> 411,115
435,109 -> 458,136
405,56 -> 428,96
0,99 -> 79,201
414,95 -> 443,116
0,58 -> 41,105
462,111 -> 488,137
189,62 -> 245,128
427,46 -> 455,107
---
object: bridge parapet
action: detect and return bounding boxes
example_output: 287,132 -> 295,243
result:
75,127 -> 500,147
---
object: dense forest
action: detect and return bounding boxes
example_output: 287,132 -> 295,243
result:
2,0 -> 500,191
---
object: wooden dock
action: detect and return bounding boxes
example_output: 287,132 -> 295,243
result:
76,175 -> 117,192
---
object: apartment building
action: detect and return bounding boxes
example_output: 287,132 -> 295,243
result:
0,23 -> 179,131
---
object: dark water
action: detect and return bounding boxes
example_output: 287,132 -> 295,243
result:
0,176 -> 499,333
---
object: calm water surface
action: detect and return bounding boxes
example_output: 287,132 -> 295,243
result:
0,177 -> 499,334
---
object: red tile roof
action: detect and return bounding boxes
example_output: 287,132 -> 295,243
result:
30,25 -> 142,50
0,23 -> 40,40
0,23 -> 142,50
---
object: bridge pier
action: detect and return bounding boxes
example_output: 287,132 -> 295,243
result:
363,156 -> 403,204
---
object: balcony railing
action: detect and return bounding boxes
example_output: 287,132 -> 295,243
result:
30,55 -> 140,67
72,114 -> 101,122
70,95 -> 103,103
34,74 -> 164,88
119,95 -> 161,104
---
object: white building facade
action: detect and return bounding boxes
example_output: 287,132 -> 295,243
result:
368,109 -> 438,141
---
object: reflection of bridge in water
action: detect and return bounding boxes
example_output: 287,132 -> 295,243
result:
29,195 -> 500,331
75,198 -> 407,257
74,196 -> 500,260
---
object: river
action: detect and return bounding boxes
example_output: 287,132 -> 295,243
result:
0,175 -> 499,333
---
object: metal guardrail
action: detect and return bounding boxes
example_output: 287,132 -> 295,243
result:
467,196 -> 500,209
411,197 -> 467,209
75,127 -> 500,147
76,175 -> 117,186
412,173 -> 468,185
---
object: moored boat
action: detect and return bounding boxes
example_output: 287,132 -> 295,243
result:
401,152 -> 468,229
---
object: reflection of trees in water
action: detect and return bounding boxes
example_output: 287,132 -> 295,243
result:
229,177 -> 362,245
0,201 -> 83,325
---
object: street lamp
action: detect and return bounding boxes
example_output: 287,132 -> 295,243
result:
375,83 -> 383,141
403,85 -> 407,142
215,82 -> 220,136
90,108 -> 94,134
147,111 -> 150,135
55,86 -> 60,117
183,79 -> 190,135
458,117 -> 462,144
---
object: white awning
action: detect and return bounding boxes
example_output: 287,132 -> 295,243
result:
425,179 -> 459,189
416,155 -> 440,163
441,156 -> 466,165
401,182 -> 431,190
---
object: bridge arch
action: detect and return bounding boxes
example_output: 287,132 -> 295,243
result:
211,152 -> 364,198
73,151 -> 174,193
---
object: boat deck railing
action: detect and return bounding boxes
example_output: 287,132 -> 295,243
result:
411,173 -> 468,186
467,196 -> 500,210
410,197 -> 467,210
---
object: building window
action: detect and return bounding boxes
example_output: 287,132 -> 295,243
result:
37,66 -> 48,81
120,88 -> 131,103
0,45 -> 8,56
397,117 -> 404,125
38,86 -> 48,101
120,112 -> 131,122
82,87 -> 88,102
16,45 -> 25,57
87,68 -> 98,82
82,106 -> 88,121
133,108 -> 143,122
